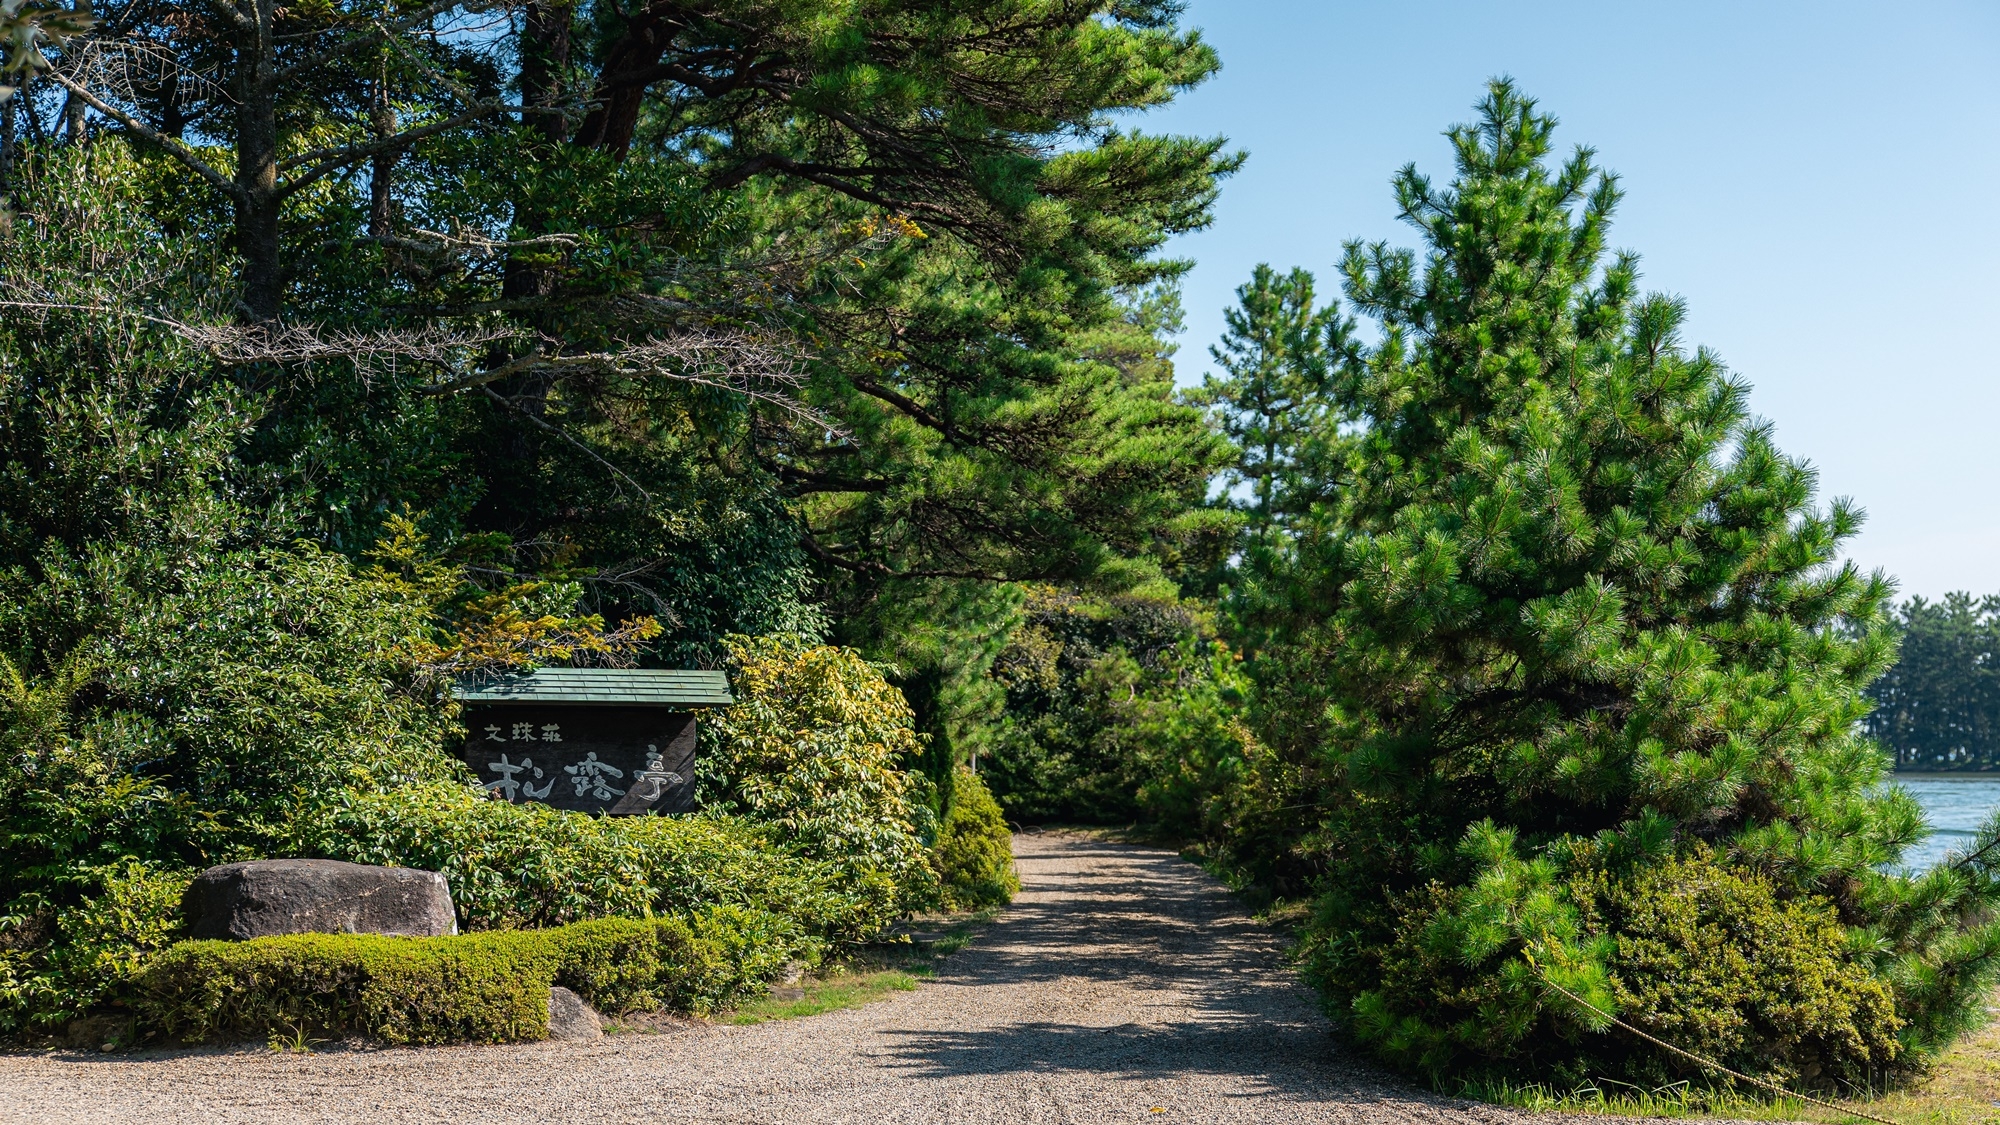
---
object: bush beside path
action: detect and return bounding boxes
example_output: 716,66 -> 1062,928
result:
0,833 -> 1615,1124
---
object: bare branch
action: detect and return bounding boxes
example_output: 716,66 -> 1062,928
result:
0,298 -> 516,369
479,384 -> 655,504
274,0 -> 518,84
415,330 -> 841,433
43,71 -> 239,200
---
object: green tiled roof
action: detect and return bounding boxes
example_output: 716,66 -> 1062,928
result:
454,668 -> 734,707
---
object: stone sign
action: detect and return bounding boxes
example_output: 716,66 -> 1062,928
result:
454,668 -> 733,815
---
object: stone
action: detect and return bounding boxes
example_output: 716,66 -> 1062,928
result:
547,987 -> 602,1040
181,859 -> 456,941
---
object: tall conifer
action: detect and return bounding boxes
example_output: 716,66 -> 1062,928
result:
1201,264 -> 1353,528
1262,81 -> 2000,1088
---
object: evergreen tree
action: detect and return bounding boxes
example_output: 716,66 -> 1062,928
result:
1200,264 -> 1353,528
1867,593 -> 2000,769
1250,81 -> 2000,1089
1,0 -> 1237,666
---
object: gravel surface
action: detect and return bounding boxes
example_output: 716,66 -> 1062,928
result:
0,831 -> 1601,1124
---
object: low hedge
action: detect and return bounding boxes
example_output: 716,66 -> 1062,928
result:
135,908 -> 813,1046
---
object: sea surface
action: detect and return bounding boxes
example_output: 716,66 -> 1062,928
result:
1896,774 -> 2000,870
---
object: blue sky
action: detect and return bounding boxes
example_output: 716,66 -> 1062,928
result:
1137,1 -> 2000,600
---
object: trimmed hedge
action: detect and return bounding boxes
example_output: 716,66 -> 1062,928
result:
135,909 -> 812,1046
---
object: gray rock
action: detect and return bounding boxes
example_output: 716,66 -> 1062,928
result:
547,987 -> 602,1040
181,859 -> 457,941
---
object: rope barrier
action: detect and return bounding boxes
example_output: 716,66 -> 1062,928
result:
1531,967 -> 1904,1125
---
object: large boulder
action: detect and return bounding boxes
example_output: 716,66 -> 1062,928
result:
181,859 -> 457,941
546,987 -> 602,1040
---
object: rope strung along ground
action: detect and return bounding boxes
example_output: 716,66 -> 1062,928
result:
1533,971 -> 1905,1125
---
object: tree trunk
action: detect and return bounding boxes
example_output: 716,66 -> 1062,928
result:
499,2 -> 572,309
520,2 -> 572,147
59,0 -> 92,143
1,96 -> 15,203
233,0 -> 283,323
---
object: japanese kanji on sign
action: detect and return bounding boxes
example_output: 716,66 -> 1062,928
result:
453,668 -> 734,815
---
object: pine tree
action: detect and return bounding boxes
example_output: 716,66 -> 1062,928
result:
1866,593 -> 2000,769
1201,265 -> 1353,529
1260,81 -> 2000,1089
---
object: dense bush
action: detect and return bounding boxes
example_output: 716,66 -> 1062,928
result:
1353,846 -> 1903,1088
1594,854 -> 1902,1086
139,930 -> 561,1046
985,587 -> 1257,839
133,912 -> 803,1046
702,634 -> 940,911
0,863 -> 193,1033
292,784 -> 889,944
934,771 -> 1019,910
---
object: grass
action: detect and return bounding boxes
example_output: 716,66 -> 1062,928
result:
1460,1007 -> 2000,1125
717,906 -> 1002,1027
1842,1016 -> 2000,1125
723,970 -> 921,1025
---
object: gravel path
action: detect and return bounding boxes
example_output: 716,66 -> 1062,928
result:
0,831 -> 1591,1124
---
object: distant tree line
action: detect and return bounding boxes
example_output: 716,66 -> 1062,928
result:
1867,593 -> 2000,770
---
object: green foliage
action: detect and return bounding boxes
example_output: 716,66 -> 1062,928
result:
1228,81 -> 2000,1090
137,931 -> 561,1047
1352,846 -> 1903,1090
703,634 -> 940,912
0,862 -> 192,1033
1199,263 -> 1355,528
28,0 -> 1237,656
934,771 -> 1019,910
1866,593 -> 2000,769
985,587 -> 1257,839
544,911 -> 811,1016
1594,854 -> 1902,1087
292,784 -> 887,947
130,910 -> 818,1047
0,151 -> 951,1040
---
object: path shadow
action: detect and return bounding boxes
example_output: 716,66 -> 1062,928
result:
872,834 -> 1471,1111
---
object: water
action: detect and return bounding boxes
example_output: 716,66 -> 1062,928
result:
1895,775 -> 2000,871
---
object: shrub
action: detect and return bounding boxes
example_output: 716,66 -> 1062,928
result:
703,634 -> 939,910
291,783 -> 898,943
674,905 -> 817,1011
935,771 -> 1018,910
133,910 -> 815,1046
1593,854 -> 1902,1088
1351,845 -> 1903,1091
137,931 -> 562,1046
548,918 -> 678,1014
0,863 -> 195,1034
